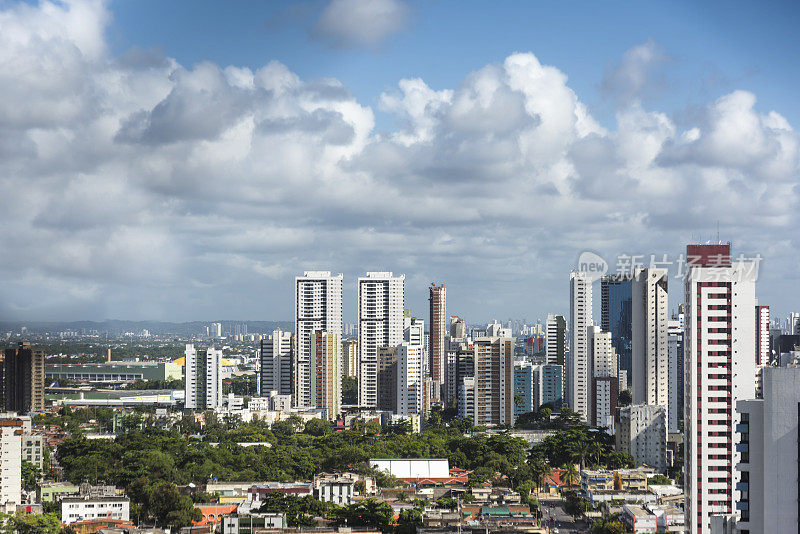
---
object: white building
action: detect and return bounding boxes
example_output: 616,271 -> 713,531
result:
295,271 -> 343,408
616,404 -> 666,473
0,416 -> 24,507
684,244 -> 757,534
732,366 -> 800,532
184,344 -> 223,410
631,267 -> 669,426
545,314 -> 566,366
756,305 -> 769,366
260,329 -> 292,397
569,271 -> 593,420
61,496 -> 130,524
397,320 -> 424,416
458,376 -> 475,419
589,326 -> 618,429
358,272 -> 404,407
473,337 -> 515,426
667,317 -> 684,434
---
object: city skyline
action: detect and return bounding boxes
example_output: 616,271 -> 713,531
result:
1,0 -> 799,323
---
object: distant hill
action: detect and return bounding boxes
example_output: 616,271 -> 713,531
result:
0,320 -> 294,336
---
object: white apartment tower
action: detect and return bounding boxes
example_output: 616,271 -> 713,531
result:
756,305 -> 769,366
733,366 -> 800,532
684,244 -> 757,534
616,404 -> 667,473
358,272 -> 405,407
295,271 -> 343,408
589,326 -> 618,429
473,337 -> 515,426
397,342 -> 423,416
569,271 -> 593,420
631,267 -> 669,424
260,329 -> 292,397
0,416 -> 23,507
184,344 -> 223,410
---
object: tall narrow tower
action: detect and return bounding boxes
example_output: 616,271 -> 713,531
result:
631,267 -> 669,423
294,271 -> 343,408
358,272 -> 405,407
569,271 -> 593,420
429,283 -> 446,395
684,244 -> 757,534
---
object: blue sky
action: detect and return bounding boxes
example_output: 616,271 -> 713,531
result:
1,0 -> 799,324
105,0 -> 800,131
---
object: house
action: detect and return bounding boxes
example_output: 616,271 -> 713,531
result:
61,496 -> 130,525
622,504 -> 657,533
193,504 -> 238,526
580,469 -> 614,493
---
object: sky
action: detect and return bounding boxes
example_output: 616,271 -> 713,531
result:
1,0 -> 799,324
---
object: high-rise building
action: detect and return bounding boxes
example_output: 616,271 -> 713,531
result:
589,326 -> 618,429
473,337 -> 514,426
184,344 -> 222,410
601,274 -> 634,389
260,329 -> 292,397
756,305 -> 769,366
631,267 -> 669,425
545,314 -> 566,366
449,316 -> 467,339
3,342 -> 45,414
616,404 -> 667,473
0,415 -> 24,506
428,283 -> 446,394
311,331 -> 341,420
667,317 -> 684,434
342,341 -> 358,378
733,366 -> 800,531
295,271 -> 343,408
684,244 -> 757,534
358,272 -> 404,407
540,364 -> 564,407
377,347 -> 398,412
397,341 -> 423,416
514,361 -> 535,416
569,271 -> 593,420
458,376 -> 475,419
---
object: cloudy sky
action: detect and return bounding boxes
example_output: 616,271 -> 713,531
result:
1,0 -> 799,324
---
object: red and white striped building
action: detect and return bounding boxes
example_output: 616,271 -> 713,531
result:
684,243 -> 758,534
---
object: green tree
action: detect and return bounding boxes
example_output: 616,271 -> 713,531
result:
2,512 -> 61,534
617,390 -> 632,407
304,419 -> 332,436
563,491 -> 587,520
21,461 -> 41,492
561,463 -> 579,489
396,508 -> 423,534
468,466 -> 494,487
333,499 -> 393,532
342,377 -> 357,405
647,474 -> 671,486
591,515 -> 626,534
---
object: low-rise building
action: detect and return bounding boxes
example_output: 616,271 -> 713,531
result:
622,504 -> 657,533
580,469 -> 614,493
38,482 -> 79,502
220,513 -> 285,533
46,361 -> 182,383
61,496 -> 130,524
615,468 -> 649,492
648,504 -> 684,531
312,473 -> 375,505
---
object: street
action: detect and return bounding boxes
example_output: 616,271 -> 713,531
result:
538,496 -> 589,534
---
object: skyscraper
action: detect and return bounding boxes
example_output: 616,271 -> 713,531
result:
589,326 -> 618,429
295,271 -> 343,408
358,272 -> 404,407
377,346 -> 398,412
667,316 -> 684,434
569,271 -> 593,420
684,244 -> 757,534
428,283 -> 446,394
601,274 -> 633,389
260,329 -> 292,397
631,267 -> 669,424
184,344 -> 222,410
311,331 -> 341,420
397,341 -> 423,416
545,314 -> 566,366
756,305 -> 769,366
3,342 -> 45,414
473,336 -> 514,426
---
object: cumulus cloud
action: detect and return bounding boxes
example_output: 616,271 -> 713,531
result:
1,0 -> 799,322
312,0 -> 410,49
601,39 -> 669,105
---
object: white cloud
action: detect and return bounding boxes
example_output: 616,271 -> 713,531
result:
313,0 -> 410,49
0,1 -> 798,322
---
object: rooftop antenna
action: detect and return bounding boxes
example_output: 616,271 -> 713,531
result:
717,220 -> 720,244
